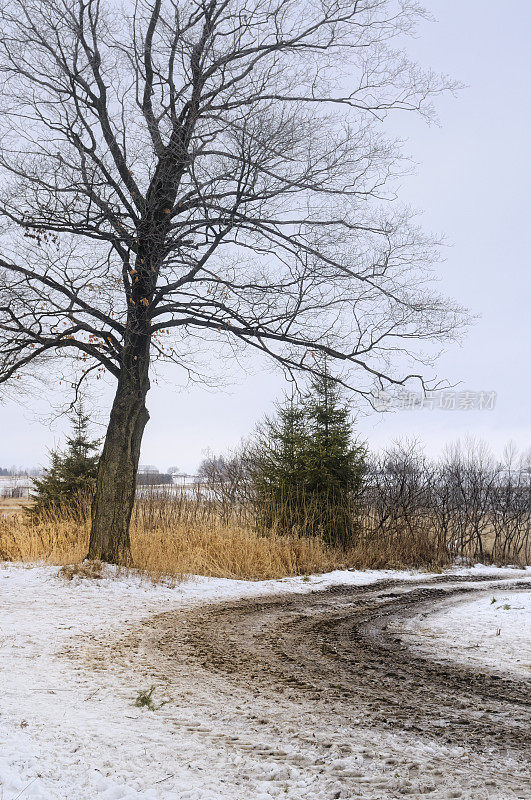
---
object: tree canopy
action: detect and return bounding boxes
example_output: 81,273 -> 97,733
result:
0,0 -> 465,398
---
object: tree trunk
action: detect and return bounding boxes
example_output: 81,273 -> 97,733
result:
88,348 -> 150,565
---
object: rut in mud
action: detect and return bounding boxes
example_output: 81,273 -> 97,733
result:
152,575 -> 531,756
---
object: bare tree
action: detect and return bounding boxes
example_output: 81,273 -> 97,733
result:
0,0 -> 466,563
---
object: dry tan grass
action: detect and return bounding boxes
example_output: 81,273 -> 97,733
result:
131,523 -> 346,580
5,491 -> 515,579
0,514 -> 88,564
0,503 -> 351,580
59,559 -> 104,581
0,497 -> 31,517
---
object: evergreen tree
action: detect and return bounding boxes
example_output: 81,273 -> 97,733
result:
249,369 -> 366,544
248,395 -> 308,532
30,402 -> 100,519
303,366 -> 366,544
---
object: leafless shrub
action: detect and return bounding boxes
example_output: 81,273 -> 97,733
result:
197,437 -> 531,566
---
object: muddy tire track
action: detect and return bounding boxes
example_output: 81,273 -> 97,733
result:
152,576 -> 531,757
64,574 -> 531,798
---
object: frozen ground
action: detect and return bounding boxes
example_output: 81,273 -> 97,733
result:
0,562 -> 529,799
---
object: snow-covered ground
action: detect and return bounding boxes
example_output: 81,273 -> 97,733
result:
0,562 -> 529,799
394,588 -> 531,678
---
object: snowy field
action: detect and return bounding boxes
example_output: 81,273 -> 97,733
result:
0,562 -> 529,799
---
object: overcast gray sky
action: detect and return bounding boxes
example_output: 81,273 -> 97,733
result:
1,1 -> 530,473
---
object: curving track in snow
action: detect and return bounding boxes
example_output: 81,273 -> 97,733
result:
1,566 -> 530,799
138,575 -> 531,798
153,576 -> 531,753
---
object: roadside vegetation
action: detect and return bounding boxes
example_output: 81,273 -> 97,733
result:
1,437 -> 529,580
1,380 -> 529,580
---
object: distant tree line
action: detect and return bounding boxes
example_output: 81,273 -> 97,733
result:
0,467 -> 41,477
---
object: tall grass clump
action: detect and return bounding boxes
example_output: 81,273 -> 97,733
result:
0,488 -> 347,579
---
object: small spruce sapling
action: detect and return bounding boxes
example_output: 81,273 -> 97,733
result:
30,401 -> 100,519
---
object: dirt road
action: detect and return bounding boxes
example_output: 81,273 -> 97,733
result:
177,576 -> 531,750
78,573 -> 531,798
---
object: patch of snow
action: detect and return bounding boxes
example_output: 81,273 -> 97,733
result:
397,588 -> 531,677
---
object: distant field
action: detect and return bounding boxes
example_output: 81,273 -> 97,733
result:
0,498 -> 32,517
